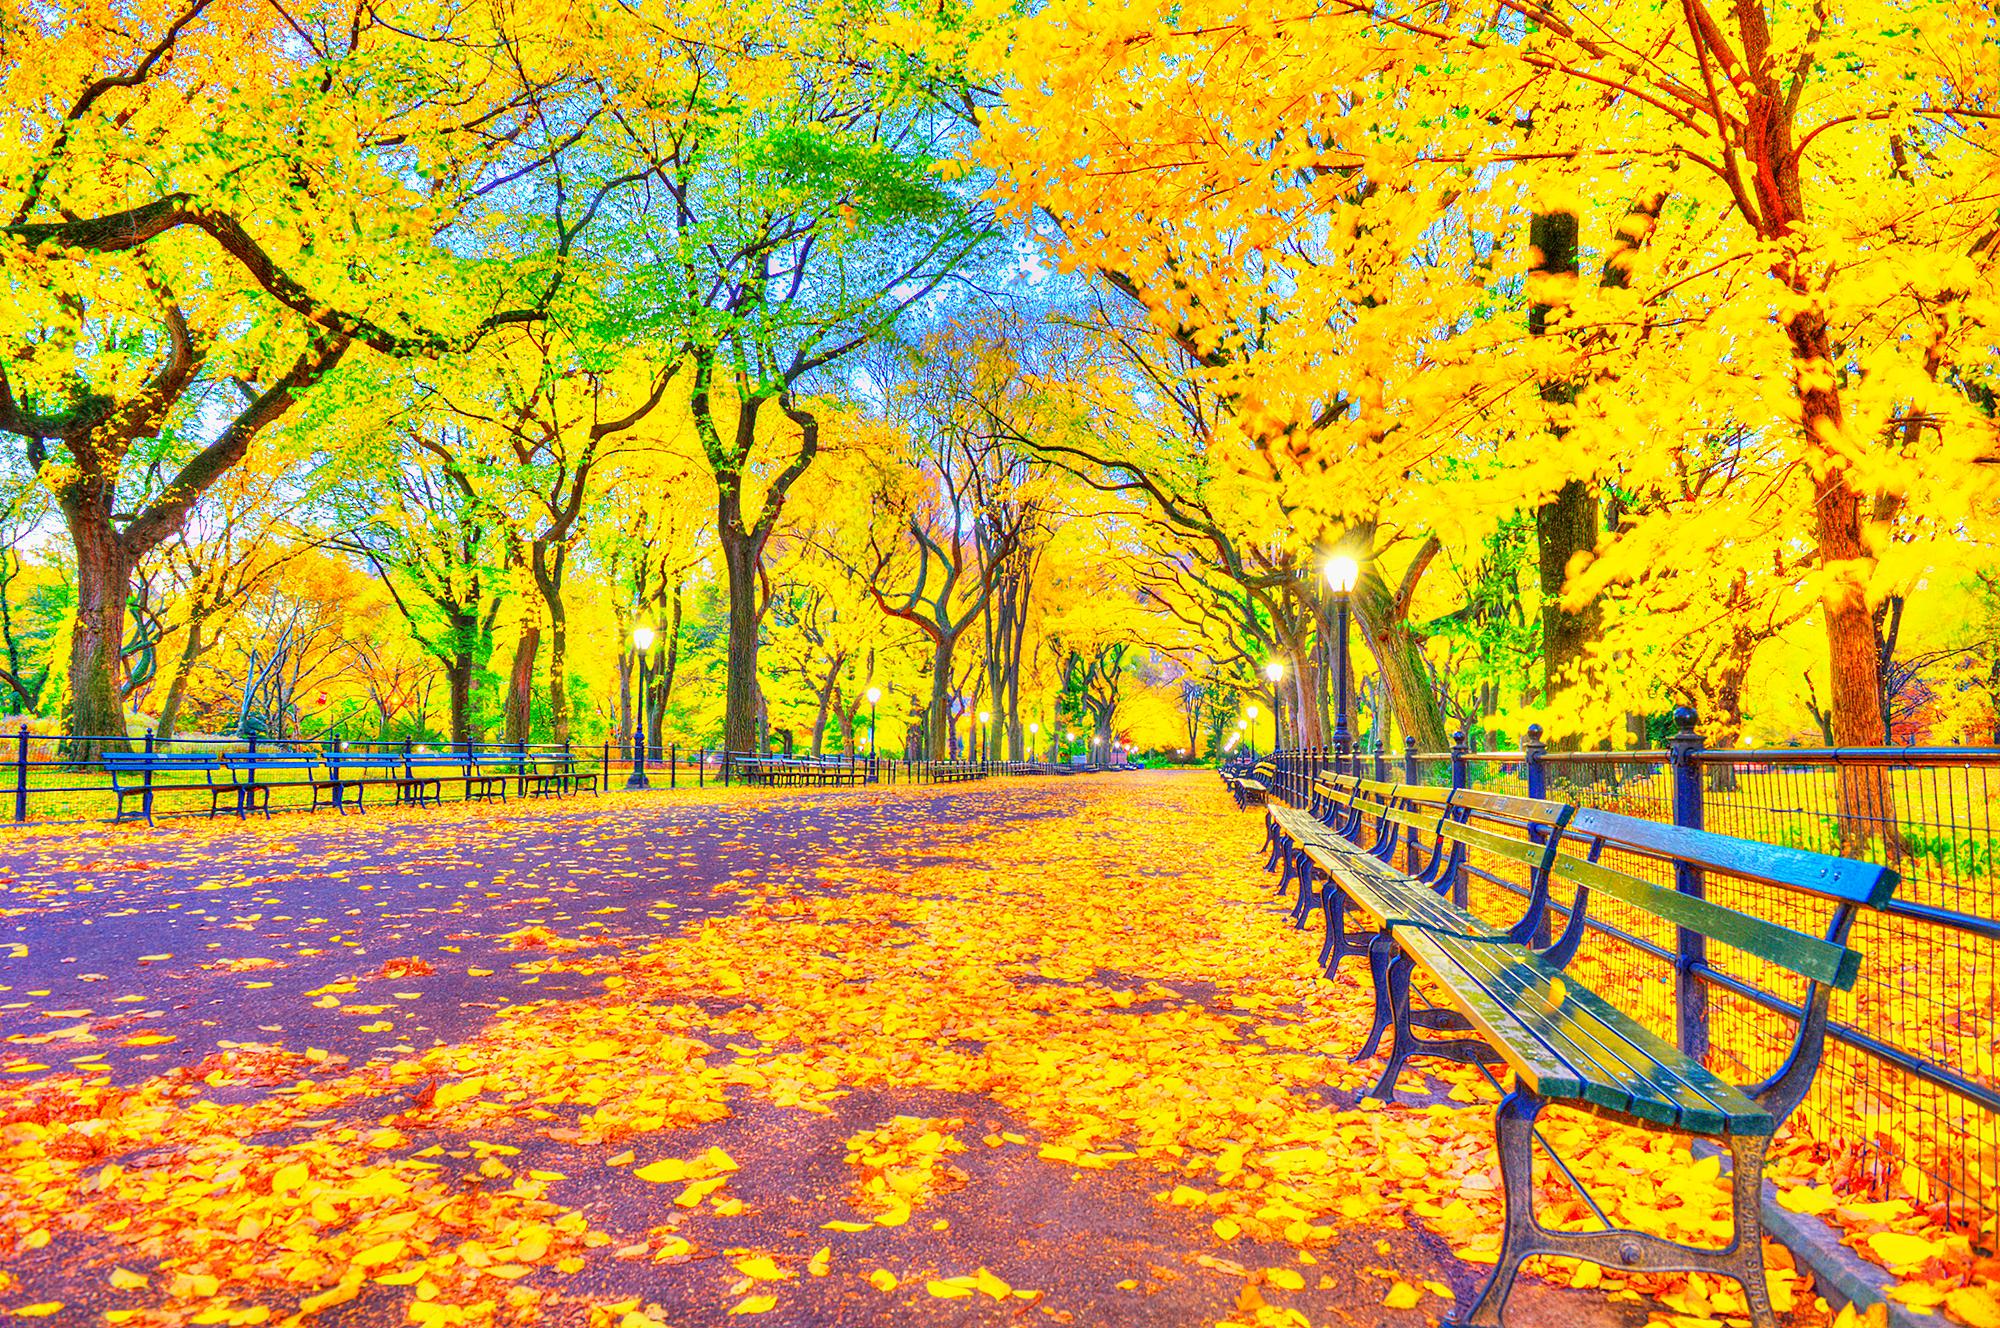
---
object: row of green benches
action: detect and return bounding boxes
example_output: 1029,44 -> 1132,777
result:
1219,760 -> 1277,808
1247,770 -> 1897,1328
731,756 -> 874,787
101,750 -> 601,826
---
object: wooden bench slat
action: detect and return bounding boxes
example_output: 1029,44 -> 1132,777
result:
1450,786 -> 1571,828
1570,807 -> 1898,907
1417,928 -> 1765,1134
1439,819 -> 1554,870
1551,853 -> 1862,989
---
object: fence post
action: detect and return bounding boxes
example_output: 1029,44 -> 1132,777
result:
1522,723 -> 1547,800
699,747 -> 705,788
1522,724 -> 1549,945
14,724 -> 27,823
1403,734 -> 1418,785
1667,705 -> 1710,1062
1449,730 -> 1469,907
670,743 -> 677,789
143,727 -> 158,822
1373,742 -> 1388,782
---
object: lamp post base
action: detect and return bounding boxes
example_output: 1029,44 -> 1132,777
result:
625,770 -> 650,790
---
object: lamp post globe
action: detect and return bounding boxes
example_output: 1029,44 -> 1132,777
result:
626,625 -> 655,789
977,709 -> 991,764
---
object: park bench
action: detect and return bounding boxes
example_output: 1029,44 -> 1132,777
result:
521,752 -> 599,797
405,752 -> 507,806
1222,760 -> 1277,808
319,751 -> 425,811
103,752 -> 233,826
733,756 -> 866,787
1384,810 -> 1895,1328
1255,774 -> 1898,1328
219,751 -> 337,819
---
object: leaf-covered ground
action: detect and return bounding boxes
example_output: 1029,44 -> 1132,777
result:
0,774 -> 1979,1327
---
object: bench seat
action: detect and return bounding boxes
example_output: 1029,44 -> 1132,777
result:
1393,922 -> 1769,1136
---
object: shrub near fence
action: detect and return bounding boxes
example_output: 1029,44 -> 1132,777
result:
1270,710 -> 1999,1255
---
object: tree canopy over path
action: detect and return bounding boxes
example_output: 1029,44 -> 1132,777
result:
0,775 -> 1954,1326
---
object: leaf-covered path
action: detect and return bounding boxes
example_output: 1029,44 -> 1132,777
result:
0,774 -> 1832,1327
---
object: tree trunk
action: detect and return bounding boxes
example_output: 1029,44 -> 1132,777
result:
718,520 -> 764,753
649,585 -> 680,755
1526,202 -> 1601,711
448,627 -> 475,748
154,620 -> 204,742
928,634 -> 956,760
1537,479 -> 1601,705
809,668 -> 837,756
63,501 -> 133,753
505,624 -> 539,743
530,541 -> 570,742
1786,307 -> 1896,847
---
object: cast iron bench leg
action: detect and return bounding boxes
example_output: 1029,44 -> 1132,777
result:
1455,1090 -> 1778,1328
1367,953 -> 1501,1102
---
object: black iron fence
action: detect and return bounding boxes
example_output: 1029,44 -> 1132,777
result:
1262,712 -> 1998,1251
1,727 -> 1088,825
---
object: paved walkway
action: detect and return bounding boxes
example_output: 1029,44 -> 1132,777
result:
0,774 -> 1811,1326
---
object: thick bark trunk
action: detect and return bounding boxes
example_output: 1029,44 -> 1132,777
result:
719,521 -> 764,753
809,669 -> 837,756
1537,479 -> 1601,704
63,500 -> 133,752
442,610 -> 477,747
1787,308 -> 1896,846
927,637 -> 956,760
1352,607 -> 1449,752
617,650 -> 632,751
505,624 -> 539,743
530,541 -> 570,742
1527,204 -> 1602,709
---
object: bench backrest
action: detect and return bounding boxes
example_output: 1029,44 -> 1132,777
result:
103,753 -> 219,768
223,753 -> 320,770
1552,807 -> 1896,989
1435,789 -> 1574,878
1309,773 -> 1359,812
331,752 -> 410,769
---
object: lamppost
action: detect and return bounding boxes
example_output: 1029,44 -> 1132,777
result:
978,709 -> 991,765
866,687 -> 881,757
1246,703 -> 1260,763
626,625 -> 655,790
1263,659 -> 1283,754
1325,554 -> 1361,768
1029,722 -> 1040,765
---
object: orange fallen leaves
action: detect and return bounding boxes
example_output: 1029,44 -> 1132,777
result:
0,776 -> 1989,1327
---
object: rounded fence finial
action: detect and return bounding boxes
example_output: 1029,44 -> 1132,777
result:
1526,723 -> 1543,743
1451,729 -> 1468,746
1673,705 -> 1699,733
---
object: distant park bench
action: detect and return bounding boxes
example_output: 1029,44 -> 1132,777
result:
733,755 -> 869,787
1257,772 -> 1898,1328
104,752 -> 235,826
100,744 -> 602,823
1220,759 -> 1276,808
